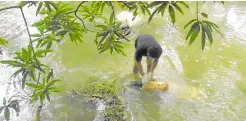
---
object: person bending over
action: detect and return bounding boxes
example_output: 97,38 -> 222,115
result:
133,34 -> 162,77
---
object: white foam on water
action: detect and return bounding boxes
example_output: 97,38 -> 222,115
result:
0,2 -> 41,121
93,100 -> 106,121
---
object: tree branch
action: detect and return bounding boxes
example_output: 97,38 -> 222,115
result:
31,71 -> 41,97
74,1 -> 94,32
66,10 -> 75,14
20,7 -> 44,72
0,1 -> 32,12
120,1 -> 132,9
0,6 -> 19,12
0,5 -> 44,73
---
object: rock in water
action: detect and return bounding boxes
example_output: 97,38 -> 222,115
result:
131,80 -> 143,88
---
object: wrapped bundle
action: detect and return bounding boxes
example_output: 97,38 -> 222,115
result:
143,81 -> 169,91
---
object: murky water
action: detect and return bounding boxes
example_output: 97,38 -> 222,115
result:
1,1 -> 246,121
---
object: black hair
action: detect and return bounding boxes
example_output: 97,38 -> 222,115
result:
147,45 -> 162,58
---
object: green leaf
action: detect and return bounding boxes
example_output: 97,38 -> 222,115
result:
110,47 -> 113,54
212,25 -> 223,36
4,108 -> 10,121
115,48 -> 126,56
27,45 -> 32,57
203,21 -> 223,36
40,79 -> 46,89
48,87 -> 58,92
159,3 -> 168,17
36,2 -> 43,16
46,70 -> 53,81
46,1 -> 57,10
201,13 -> 208,18
202,22 -> 213,44
99,34 -> 113,53
37,25 -> 45,34
94,37 -> 98,44
32,21 -> 43,27
168,5 -> 175,24
186,22 -> 196,40
29,70 -> 36,81
45,2 -> 52,12
32,38 -> 41,43
0,60 -> 23,67
115,32 -> 130,42
109,12 -> 114,26
19,1 -> 28,7
203,21 -> 219,28
148,1 -> 163,8
3,97 -> 6,106
82,6 -> 90,13
46,79 -> 60,88
69,33 -> 75,42
132,8 -> 138,21
21,48 -> 29,57
36,49 -> 52,57
26,82 -> 39,89
221,1 -> 225,5
184,19 -> 197,29
97,32 -> 107,37
94,24 -> 108,30
206,23 -> 213,32
189,22 -> 200,45
140,6 -> 146,15
177,1 -> 189,8
46,92 -> 50,102
36,39 -> 43,49
9,100 -> 20,116
98,33 -> 109,45
0,106 -> 4,114
22,71 -> 28,89
31,90 -> 43,102
40,40 -> 50,48
100,2 -> 106,13
0,37 -> 8,46
115,43 -> 124,49
202,28 -> 206,50
11,68 -> 25,78
56,30 -> 68,37
172,3 -> 184,15
148,6 -> 160,23
40,94 -> 45,105
46,42 -> 52,50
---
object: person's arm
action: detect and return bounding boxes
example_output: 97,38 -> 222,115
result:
150,58 -> 159,73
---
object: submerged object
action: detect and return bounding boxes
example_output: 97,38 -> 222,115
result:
131,73 -> 169,91
142,73 -> 169,91
143,81 -> 169,91
131,80 -> 143,88
131,80 -> 169,91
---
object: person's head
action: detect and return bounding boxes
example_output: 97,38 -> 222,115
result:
147,45 -> 162,59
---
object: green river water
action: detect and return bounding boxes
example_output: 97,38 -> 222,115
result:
0,1 -> 246,121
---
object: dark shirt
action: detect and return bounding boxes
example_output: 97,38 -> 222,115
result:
134,34 -> 162,62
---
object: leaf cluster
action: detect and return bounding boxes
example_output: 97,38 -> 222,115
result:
0,98 -> 20,121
